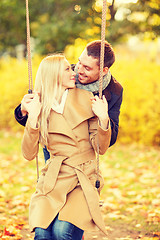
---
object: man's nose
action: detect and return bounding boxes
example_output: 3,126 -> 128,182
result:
77,64 -> 84,73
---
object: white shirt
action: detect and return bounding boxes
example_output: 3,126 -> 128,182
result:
52,89 -> 68,114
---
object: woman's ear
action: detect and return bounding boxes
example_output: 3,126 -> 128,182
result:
103,67 -> 109,76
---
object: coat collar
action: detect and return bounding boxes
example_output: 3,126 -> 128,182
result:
48,88 -> 95,140
63,88 -> 94,129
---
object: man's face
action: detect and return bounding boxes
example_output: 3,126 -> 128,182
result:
77,48 -> 100,84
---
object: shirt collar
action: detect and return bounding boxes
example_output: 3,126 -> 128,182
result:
52,89 -> 68,114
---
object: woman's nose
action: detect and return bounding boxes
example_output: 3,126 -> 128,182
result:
72,70 -> 76,76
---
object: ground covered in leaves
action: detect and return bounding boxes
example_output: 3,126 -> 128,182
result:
0,130 -> 160,240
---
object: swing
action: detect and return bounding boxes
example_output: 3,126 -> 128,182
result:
25,0 -> 39,180
25,0 -> 107,187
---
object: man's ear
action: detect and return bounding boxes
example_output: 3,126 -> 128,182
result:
103,67 -> 109,76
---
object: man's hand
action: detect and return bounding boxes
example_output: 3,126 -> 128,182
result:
91,95 -> 109,129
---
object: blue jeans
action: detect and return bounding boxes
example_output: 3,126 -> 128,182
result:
43,146 -> 50,163
34,214 -> 84,240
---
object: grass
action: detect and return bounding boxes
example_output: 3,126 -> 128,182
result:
0,130 -> 160,239
100,143 -> 160,237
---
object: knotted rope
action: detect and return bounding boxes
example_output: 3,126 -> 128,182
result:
99,0 -> 107,99
95,0 -> 107,189
26,0 -> 33,93
26,0 -> 39,181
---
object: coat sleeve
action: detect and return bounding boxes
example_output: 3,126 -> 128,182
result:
109,88 -> 123,147
21,122 -> 39,161
89,117 -> 111,155
14,104 -> 28,127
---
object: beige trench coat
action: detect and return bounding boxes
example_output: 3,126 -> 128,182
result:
22,88 -> 111,235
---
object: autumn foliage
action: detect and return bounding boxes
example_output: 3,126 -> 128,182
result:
0,132 -> 160,239
111,56 -> 160,146
0,51 -> 160,146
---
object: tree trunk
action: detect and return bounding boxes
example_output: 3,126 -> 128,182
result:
109,0 -> 116,21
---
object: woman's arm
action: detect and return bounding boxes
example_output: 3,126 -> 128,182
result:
89,117 -> 111,155
21,93 -> 41,160
22,123 -> 39,161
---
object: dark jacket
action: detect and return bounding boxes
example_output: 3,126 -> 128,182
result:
99,75 -> 123,146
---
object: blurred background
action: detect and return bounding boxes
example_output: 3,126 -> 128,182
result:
0,1 -> 160,238
0,0 -> 160,146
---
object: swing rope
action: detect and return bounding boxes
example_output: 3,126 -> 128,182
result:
26,0 -> 39,181
25,0 -> 107,185
95,0 -> 107,189
26,0 -> 33,93
99,0 -> 107,100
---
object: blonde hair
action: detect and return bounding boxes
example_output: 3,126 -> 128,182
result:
34,54 -> 66,145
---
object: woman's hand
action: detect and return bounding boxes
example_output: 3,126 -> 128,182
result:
21,92 -> 41,128
21,93 -> 35,116
91,95 -> 109,129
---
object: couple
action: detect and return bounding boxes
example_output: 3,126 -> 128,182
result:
15,40 -> 123,240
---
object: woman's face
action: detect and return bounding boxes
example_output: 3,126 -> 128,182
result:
62,59 -> 76,90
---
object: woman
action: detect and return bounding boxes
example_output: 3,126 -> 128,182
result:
22,54 -> 111,240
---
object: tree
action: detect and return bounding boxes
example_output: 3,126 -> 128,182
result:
0,0 -> 26,54
0,0 -> 102,55
106,0 -> 160,44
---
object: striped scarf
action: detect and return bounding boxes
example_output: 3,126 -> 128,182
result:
75,65 -> 111,93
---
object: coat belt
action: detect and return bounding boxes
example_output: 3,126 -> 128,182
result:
42,149 -> 107,235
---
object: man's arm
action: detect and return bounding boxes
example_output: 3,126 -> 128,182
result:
14,104 -> 28,127
108,89 -> 123,147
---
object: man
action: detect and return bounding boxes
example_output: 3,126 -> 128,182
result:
15,40 -> 123,161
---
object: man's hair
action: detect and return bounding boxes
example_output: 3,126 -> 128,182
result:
86,40 -> 115,68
